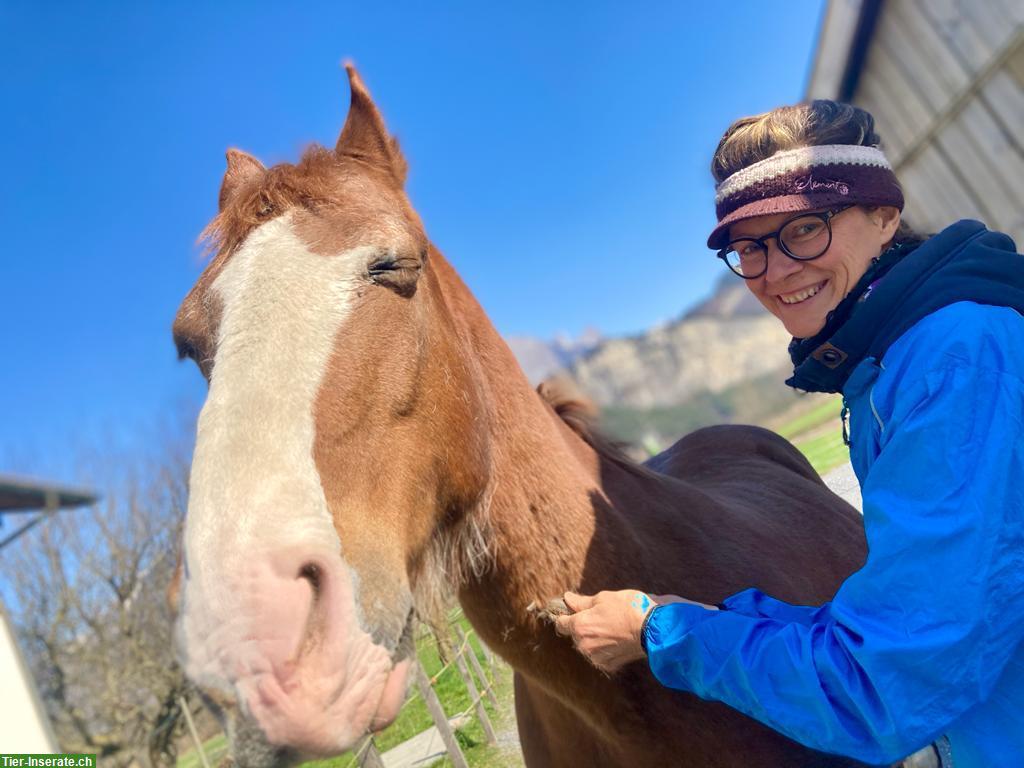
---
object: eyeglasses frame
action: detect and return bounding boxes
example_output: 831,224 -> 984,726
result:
717,204 -> 855,280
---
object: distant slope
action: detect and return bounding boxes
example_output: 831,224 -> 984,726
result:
565,274 -> 791,408
504,274 -> 821,450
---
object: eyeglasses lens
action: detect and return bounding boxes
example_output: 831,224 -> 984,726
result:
723,212 -> 835,278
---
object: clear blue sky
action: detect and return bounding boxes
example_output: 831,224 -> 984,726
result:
0,1 -> 824,478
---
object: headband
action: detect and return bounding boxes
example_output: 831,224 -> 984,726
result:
707,144 -> 904,250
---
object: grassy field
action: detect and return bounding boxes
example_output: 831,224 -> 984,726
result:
178,614 -> 522,768
774,396 -> 843,440
779,395 -> 848,476
599,369 -> 851,477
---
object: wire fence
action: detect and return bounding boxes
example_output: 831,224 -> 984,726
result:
346,614 -> 500,768
172,610 -> 503,768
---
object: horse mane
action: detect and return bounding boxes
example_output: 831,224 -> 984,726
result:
536,378 -> 657,480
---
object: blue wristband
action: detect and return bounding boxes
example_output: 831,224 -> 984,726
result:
640,605 -> 658,654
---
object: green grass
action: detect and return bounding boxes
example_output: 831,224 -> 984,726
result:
771,394 -> 849,475
177,733 -> 227,768
178,614 -> 521,768
794,429 -> 849,475
775,396 -> 843,440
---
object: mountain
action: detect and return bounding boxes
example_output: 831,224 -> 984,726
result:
503,275 -> 820,448
563,274 -> 791,408
505,327 -> 603,385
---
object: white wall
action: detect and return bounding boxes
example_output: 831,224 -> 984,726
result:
0,603 -> 59,753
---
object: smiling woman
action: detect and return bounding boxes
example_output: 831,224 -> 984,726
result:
558,99 -> 1024,768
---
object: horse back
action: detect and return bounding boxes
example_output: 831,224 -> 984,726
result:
644,423 -> 867,604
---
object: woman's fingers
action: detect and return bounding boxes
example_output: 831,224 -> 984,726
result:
563,590 -> 596,612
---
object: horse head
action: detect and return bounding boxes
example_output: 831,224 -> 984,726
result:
172,65 -> 494,766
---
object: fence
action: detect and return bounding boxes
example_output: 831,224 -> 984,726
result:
345,615 -> 501,768
172,610 -> 504,768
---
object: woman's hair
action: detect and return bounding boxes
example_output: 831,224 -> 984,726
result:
712,100 -> 925,244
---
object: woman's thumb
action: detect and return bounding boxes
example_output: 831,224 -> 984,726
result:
564,591 -> 595,612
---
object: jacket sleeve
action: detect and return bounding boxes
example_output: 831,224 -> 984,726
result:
717,588 -> 829,626
645,360 -> 1024,764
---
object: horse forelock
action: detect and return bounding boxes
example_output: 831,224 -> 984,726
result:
200,145 -> 410,261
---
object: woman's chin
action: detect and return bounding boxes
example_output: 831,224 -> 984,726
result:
784,319 -> 826,338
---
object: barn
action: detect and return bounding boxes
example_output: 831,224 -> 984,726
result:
807,0 -> 1024,242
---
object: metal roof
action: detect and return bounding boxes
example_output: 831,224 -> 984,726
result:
0,475 -> 98,513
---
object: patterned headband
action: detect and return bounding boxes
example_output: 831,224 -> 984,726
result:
707,144 -> 904,250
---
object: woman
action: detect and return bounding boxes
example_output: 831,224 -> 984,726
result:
554,101 -> 1024,767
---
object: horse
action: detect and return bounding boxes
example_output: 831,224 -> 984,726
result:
171,65 -> 869,768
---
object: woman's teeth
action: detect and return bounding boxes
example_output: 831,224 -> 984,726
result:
780,281 -> 826,305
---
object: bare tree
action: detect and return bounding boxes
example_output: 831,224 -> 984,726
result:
1,415 -> 201,768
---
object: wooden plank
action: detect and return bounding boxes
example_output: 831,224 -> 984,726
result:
887,0 -> 971,96
934,117 -> 1012,230
956,0 -> 1016,52
860,42 -> 937,154
1007,37 -> 1024,86
991,0 -> 1024,27
455,625 -> 498,708
178,696 -> 213,768
916,143 -> 989,225
875,3 -> 954,114
898,157 -> 950,234
355,737 -> 385,768
916,0 -> 997,74
854,84 -> 910,157
453,646 -> 497,744
982,70 -> 1024,135
956,98 -> 1024,232
415,664 -> 470,768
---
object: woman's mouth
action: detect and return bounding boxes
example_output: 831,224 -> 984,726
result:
778,280 -> 828,306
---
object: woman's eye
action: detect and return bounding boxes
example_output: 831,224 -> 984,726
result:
790,221 -> 824,239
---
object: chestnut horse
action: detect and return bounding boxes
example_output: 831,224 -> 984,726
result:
172,66 -> 868,768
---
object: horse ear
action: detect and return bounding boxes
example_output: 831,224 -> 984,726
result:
219,149 -> 265,210
336,63 -> 408,186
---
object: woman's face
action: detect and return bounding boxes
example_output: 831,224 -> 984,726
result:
730,205 -> 901,338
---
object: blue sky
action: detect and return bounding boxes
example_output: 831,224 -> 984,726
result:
1,1 -> 824,479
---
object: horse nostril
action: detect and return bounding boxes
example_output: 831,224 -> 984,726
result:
298,562 -> 323,600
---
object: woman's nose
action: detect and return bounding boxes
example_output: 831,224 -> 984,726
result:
764,240 -> 802,283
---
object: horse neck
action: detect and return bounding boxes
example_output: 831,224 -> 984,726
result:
426,250 -> 694,680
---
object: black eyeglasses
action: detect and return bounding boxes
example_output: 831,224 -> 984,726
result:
718,205 -> 854,279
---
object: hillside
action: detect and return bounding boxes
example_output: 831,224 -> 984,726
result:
504,274 -> 839,452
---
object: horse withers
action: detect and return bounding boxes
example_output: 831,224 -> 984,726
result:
172,66 -> 869,768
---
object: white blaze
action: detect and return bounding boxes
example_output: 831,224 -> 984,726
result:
179,213 -> 372,688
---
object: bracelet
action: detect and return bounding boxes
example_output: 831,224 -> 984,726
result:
640,605 -> 658,655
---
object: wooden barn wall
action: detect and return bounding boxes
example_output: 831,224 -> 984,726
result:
851,0 -> 1024,243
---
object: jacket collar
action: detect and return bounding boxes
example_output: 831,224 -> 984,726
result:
787,220 -> 1024,394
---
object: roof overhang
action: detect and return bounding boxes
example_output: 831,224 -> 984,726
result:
805,0 -> 883,101
0,476 -> 98,513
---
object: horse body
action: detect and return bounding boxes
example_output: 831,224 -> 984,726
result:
172,66 -> 868,768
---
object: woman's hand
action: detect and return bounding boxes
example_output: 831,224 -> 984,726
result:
553,589 -> 716,674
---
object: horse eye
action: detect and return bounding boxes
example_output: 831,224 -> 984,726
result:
176,341 -> 197,362
368,258 -> 398,277
256,194 -> 275,218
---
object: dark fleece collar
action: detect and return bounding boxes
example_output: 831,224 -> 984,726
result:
787,220 -> 1024,394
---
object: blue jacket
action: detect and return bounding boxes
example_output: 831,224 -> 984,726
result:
644,300 -> 1024,766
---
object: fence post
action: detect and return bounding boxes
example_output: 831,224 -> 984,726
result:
478,636 -> 495,669
455,625 -> 498,708
177,696 -> 212,768
415,664 -> 470,768
453,643 -> 496,744
355,736 -> 385,768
